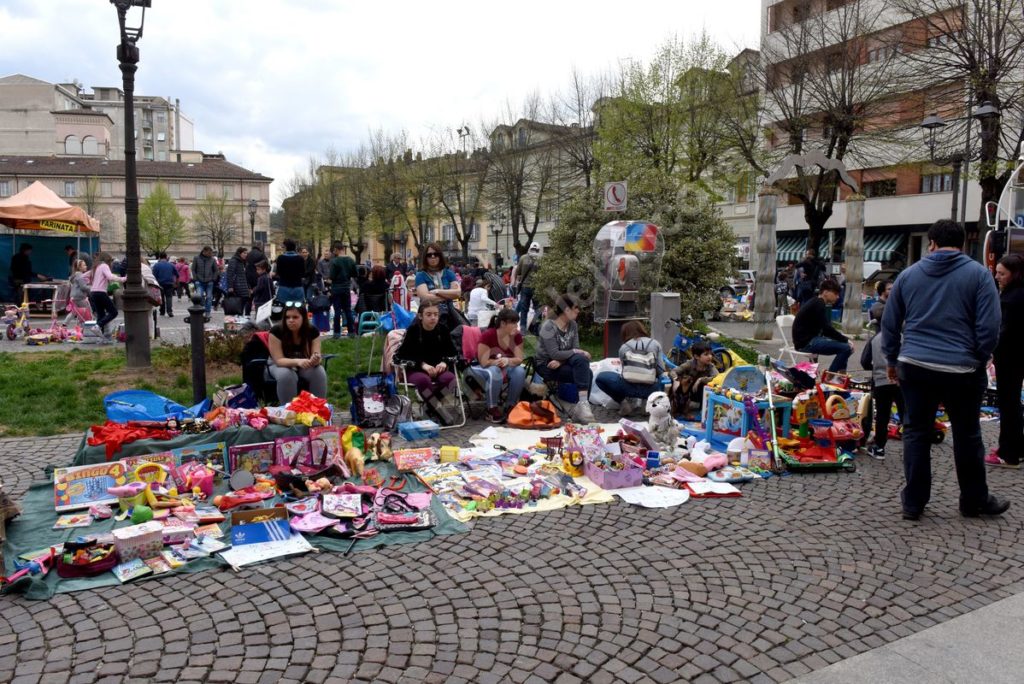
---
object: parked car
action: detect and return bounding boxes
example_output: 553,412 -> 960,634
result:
720,269 -> 756,298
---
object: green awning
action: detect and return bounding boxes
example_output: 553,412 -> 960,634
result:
776,235 -> 807,263
864,233 -> 904,262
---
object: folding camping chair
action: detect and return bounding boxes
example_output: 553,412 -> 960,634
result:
240,331 -> 337,405
381,327 -> 467,430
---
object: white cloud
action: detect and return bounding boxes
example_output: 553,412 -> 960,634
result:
0,0 -> 760,206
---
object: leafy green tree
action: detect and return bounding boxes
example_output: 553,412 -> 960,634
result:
138,182 -> 186,256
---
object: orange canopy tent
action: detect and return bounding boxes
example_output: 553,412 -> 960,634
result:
0,181 -> 100,233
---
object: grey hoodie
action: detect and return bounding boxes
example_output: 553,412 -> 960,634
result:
881,250 -> 999,370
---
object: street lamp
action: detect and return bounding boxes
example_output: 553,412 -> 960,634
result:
248,198 -> 257,245
110,0 -> 152,369
490,223 -> 503,270
920,100 -> 1001,226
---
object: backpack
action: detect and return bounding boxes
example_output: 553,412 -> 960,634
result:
384,394 -> 412,431
860,332 -> 875,371
621,339 -> 658,385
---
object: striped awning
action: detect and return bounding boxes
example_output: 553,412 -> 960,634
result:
776,235 -> 808,263
864,233 -> 905,263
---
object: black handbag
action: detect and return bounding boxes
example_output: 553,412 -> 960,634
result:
222,295 -> 245,315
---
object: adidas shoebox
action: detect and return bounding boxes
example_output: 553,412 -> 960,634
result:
230,507 -> 289,546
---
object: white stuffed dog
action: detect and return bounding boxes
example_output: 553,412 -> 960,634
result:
645,391 -> 680,454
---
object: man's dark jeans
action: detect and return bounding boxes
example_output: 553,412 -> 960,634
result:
331,287 -> 354,336
898,362 -> 989,515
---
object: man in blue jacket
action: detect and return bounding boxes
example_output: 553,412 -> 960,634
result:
882,219 -> 1007,521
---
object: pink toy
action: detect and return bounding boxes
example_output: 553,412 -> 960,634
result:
107,482 -> 146,498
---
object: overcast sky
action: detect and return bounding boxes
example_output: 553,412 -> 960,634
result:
0,0 -> 760,206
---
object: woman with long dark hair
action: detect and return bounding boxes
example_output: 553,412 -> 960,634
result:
987,254 -> 1024,468
267,303 -> 327,404
414,243 -> 461,328
535,293 -> 594,423
394,301 -> 459,424
86,251 -> 125,342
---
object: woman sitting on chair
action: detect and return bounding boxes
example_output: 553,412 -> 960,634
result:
535,293 -> 595,424
394,301 -> 459,424
267,303 -> 327,404
469,308 -> 526,423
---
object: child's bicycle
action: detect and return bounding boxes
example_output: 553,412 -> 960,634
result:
663,316 -> 742,373
2,303 -> 31,341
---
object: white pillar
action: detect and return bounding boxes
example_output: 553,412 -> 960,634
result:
842,195 -> 865,334
753,187 -> 780,340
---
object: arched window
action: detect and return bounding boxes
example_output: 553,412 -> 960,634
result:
82,136 -> 98,155
64,135 -> 81,155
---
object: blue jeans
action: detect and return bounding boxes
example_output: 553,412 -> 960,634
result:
898,363 -> 989,514
194,281 -> 214,315
595,372 -> 661,404
276,285 -> 305,305
331,288 -> 355,336
517,286 -> 537,334
536,354 -> 592,404
799,336 -> 852,372
468,365 -> 526,409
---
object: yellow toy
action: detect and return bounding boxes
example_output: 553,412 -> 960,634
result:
440,446 -> 460,463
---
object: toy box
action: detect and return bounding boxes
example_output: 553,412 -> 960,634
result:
584,457 -> 643,490
398,420 -> 440,441
393,447 -> 436,472
112,520 -> 164,562
230,507 -> 289,546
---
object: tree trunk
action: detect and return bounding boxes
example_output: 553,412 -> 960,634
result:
841,196 -> 864,334
753,188 -> 780,340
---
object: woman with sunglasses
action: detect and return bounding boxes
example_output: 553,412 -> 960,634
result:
535,293 -> 595,423
267,302 -> 327,404
414,243 -> 461,326
394,301 -> 459,424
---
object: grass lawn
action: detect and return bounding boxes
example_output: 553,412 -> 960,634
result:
0,330 -> 607,437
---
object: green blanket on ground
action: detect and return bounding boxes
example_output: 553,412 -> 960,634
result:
4,429 -> 469,600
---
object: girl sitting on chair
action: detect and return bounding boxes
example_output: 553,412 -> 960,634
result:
267,302 -> 327,404
394,301 -> 459,424
469,308 -> 526,423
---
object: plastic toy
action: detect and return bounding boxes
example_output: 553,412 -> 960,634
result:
345,447 -> 365,478
645,392 -> 680,454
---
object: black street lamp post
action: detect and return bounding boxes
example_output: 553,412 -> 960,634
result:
490,223 -> 503,270
248,198 -> 257,246
110,0 -> 152,369
920,101 -> 1001,229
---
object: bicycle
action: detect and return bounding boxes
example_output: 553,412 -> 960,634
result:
2,302 -> 31,341
663,316 -> 742,374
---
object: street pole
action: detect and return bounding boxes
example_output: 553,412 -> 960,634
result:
111,0 -> 152,369
248,198 -> 257,246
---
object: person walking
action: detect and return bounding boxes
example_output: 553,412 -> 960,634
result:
513,242 -> 542,335
191,246 -> 219,320
987,254 -> 1024,468
174,257 -> 190,300
316,251 -> 332,293
792,278 -> 853,372
274,239 -> 306,304
86,252 -> 125,341
881,219 -> 1007,520
794,248 -> 824,306
151,252 -> 178,317
224,246 -> 251,315
328,241 -> 357,339
300,246 -> 318,301
251,261 -> 273,313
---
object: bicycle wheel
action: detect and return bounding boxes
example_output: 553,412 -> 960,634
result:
6,324 -> 16,341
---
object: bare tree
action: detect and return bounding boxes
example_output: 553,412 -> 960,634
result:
425,126 -> 489,260
194,193 -> 239,257
548,68 -> 606,188
887,0 -> 1024,226
344,147 -> 374,264
739,1 -> 912,251
367,129 -> 410,261
398,144 -> 437,256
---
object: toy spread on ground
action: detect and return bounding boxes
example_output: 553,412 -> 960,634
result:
4,358 -> 970,598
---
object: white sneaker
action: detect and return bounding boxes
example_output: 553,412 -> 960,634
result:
571,401 -> 596,424
619,398 -> 641,417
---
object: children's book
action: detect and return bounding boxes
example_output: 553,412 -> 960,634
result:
53,462 -> 127,512
161,548 -> 188,569
274,436 -> 310,468
193,505 -> 225,524
227,442 -> 276,475
112,558 -> 153,583
144,556 -> 172,574
172,508 -> 200,525
194,523 -> 224,538
119,452 -> 176,478
322,493 -> 361,519
309,426 -> 344,467
169,442 -> 227,469
53,513 -> 94,530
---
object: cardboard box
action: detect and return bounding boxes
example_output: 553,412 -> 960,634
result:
584,459 -> 643,490
398,420 -> 440,441
112,521 -> 164,562
230,507 -> 290,546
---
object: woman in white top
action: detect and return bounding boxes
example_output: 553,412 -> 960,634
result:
466,279 -> 498,325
